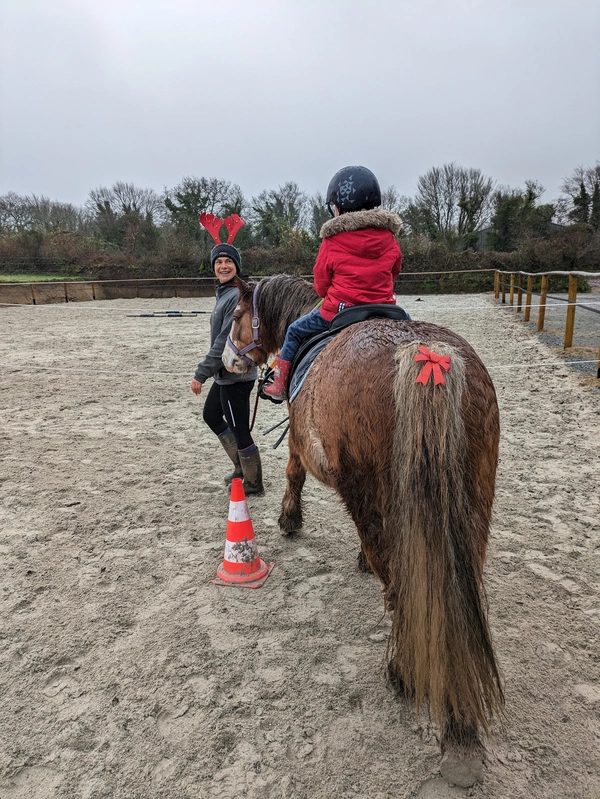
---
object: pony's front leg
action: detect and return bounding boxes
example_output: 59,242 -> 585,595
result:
278,451 -> 306,534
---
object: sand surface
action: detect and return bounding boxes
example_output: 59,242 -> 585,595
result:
1,292 -> 599,799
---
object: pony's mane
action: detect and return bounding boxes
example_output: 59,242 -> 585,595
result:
254,274 -> 319,354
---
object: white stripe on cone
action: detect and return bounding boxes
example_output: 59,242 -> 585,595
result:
228,499 -> 250,523
224,538 -> 259,563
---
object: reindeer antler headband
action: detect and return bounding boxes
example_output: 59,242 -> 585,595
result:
199,212 -> 245,245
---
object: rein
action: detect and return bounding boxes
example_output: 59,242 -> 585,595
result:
226,283 -> 266,367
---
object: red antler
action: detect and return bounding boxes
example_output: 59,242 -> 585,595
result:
223,214 -> 245,244
199,212 -> 224,245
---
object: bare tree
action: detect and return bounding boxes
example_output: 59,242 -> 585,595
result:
380,185 -> 410,217
87,181 -> 163,223
561,163 -> 600,201
0,192 -> 35,231
28,195 -> 90,232
250,182 -> 310,245
560,163 -> 600,226
413,163 -> 496,242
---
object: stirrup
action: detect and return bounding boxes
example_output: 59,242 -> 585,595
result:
258,369 -> 285,404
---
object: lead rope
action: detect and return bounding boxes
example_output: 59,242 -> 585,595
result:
249,370 -> 268,433
250,367 -> 290,448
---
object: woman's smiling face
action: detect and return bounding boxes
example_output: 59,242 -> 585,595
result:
214,256 -> 237,284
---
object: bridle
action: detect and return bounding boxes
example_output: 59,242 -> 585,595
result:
227,283 -> 266,367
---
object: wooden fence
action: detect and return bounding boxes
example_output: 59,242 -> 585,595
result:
495,270 -> 600,378
0,277 -> 218,306
0,269 -> 497,307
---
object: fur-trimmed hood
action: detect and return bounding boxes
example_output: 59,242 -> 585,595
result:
320,208 -> 403,239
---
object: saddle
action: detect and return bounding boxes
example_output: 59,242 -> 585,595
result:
287,304 -> 410,403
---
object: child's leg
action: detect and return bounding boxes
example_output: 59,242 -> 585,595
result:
279,309 -> 330,362
264,309 -> 329,400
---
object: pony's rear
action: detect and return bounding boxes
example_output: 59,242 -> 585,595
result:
293,318 -> 503,780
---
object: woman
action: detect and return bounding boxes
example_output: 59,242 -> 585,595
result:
191,241 -> 263,495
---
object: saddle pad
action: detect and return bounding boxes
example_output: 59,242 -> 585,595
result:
287,304 -> 410,403
288,336 -> 333,403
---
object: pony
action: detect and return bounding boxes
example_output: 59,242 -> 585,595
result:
222,274 -> 504,785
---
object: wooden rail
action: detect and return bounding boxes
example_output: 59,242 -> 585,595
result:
495,269 -> 600,379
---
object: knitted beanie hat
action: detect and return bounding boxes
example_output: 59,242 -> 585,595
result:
210,243 -> 242,274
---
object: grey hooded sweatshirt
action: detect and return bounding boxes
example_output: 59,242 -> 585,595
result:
194,281 -> 258,385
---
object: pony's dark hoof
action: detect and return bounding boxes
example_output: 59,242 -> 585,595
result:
278,514 -> 302,535
357,548 -> 372,572
440,750 -> 484,787
387,663 -> 415,699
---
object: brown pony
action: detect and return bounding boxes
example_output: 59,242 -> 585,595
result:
222,274 -> 504,784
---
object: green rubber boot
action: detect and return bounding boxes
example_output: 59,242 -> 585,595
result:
239,448 -> 264,496
218,431 -> 243,485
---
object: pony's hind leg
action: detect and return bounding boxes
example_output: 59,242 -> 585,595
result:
278,451 -> 306,534
439,708 -> 485,787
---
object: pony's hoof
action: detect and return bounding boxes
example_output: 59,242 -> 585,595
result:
357,548 -> 372,572
439,750 -> 483,788
278,515 -> 302,535
387,663 -> 415,699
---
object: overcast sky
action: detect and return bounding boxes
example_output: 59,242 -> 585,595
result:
1,0 -> 599,208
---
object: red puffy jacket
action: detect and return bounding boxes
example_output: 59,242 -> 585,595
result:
313,209 -> 403,322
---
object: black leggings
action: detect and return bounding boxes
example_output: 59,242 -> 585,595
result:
202,380 -> 256,450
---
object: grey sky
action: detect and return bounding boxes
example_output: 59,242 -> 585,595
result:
1,0 -> 599,209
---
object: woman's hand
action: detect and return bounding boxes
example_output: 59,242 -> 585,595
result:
191,379 -> 203,395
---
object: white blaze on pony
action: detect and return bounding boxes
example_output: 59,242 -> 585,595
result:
225,273 -> 504,788
221,307 -> 246,373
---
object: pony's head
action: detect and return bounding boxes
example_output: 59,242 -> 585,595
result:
222,277 -> 270,374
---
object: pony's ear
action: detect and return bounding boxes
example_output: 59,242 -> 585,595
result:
234,275 -> 253,302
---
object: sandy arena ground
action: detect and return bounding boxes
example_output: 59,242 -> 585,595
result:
1,291 -> 599,799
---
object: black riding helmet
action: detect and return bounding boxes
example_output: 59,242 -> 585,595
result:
326,165 -> 382,216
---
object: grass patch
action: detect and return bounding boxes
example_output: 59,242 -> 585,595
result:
0,274 -> 90,283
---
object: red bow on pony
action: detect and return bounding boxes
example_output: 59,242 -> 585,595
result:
414,346 -> 451,386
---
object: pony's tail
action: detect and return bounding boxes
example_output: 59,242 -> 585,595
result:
386,341 -> 504,745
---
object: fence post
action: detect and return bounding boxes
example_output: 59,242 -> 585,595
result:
30,283 -> 36,305
494,270 -> 500,299
524,275 -> 533,322
501,272 -> 506,304
509,273 -> 515,306
517,273 -> 523,312
564,273 -> 577,349
537,274 -> 548,331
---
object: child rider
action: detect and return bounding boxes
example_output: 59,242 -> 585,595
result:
263,165 -> 403,400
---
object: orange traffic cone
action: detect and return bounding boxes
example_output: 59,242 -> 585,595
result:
212,478 -> 274,588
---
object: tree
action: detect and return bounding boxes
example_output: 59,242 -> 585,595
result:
28,195 -> 89,232
163,177 -> 244,239
487,181 -> 555,251
250,182 -> 310,246
308,191 -> 330,239
86,182 -> 163,253
568,182 -> 590,225
561,163 -> 600,201
409,163 -> 496,246
560,163 -> 600,225
590,181 -> 600,231
0,192 -> 35,231
380,185 -> 410,216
